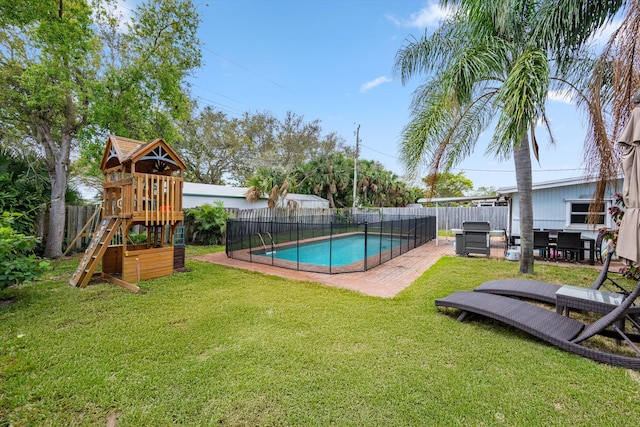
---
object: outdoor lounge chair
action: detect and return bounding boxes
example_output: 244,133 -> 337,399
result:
474,247 -> 629,305
434,281 -> 640,369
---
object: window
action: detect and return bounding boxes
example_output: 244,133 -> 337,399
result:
565,199 -> 610,228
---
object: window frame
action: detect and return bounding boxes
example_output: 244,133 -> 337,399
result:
564,198 -> 612,230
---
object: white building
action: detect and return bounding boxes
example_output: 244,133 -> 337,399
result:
498,176 -> 623,239
182,182 -> 329,210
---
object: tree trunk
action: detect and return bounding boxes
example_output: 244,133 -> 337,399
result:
45,161 -> 67,258
41,128 -> 71,259
514,133 -> 534,274
327,189 -> 336,208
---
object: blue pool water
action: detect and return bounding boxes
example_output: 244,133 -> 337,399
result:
257,234 -> 406,267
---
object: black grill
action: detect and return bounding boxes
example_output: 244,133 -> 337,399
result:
461,221 -> 491,257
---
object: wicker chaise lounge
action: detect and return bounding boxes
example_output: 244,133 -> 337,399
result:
434,281 -> 640,369
474,248 -> 628,304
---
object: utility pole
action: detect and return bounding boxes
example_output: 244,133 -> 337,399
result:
353,124 -> 360,208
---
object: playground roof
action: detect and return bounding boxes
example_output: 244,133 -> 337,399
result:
100,135 -> 186,173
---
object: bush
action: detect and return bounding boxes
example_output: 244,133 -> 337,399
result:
185,202 -> 231,245
129,232 -> 148,245
0,212 -> 50,289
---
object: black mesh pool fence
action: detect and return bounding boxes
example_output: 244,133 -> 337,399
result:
225,215 -> 436,274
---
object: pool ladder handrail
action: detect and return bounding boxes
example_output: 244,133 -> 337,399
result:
257,232 -> 275,255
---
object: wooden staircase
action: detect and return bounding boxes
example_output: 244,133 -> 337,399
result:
69,216 -> 121,288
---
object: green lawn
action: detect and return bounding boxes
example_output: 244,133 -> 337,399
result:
2,249 -> 639,425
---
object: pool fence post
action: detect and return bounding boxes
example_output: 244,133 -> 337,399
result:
296,221 -> 300,271
248,224 -> 252,262
391,219 -> 394,259
225,219 -> 230,256
329,221 -> 333,274
364,221 -> 368,272
400,218 -> 404,255
378,221 -> 382,266
270,221 -> 274,266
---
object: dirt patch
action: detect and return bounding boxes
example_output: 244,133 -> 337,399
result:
0,297 -> 17,308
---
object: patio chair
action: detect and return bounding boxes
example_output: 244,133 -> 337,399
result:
435,279 -> 640,369
555,231 -> 582,262
594,229 -> 609,264
474,247 -> 629,305
533,230 -> 551,260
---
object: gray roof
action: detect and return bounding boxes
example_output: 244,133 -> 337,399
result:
497,176 -> 623,195
417,195 -> 502,204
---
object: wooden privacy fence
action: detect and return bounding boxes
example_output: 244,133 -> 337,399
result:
421,206 -> 509,231
223,206 -> 509,232
44,205 -> 508,249
64,205 -> 101,251
38,205 -> 101,251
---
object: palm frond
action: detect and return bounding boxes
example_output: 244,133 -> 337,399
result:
492,48 -> 550,159
535,0 -> 623,62
393,12 -> 474,84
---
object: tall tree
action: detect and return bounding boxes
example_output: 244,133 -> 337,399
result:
422,171 -> 474,198
176,106 -> 242,185
394,0 -> 623,274
233,110 -> 350,185
291,153 -> 351,208
0,0 -> 201,257
289,155 -> 419,208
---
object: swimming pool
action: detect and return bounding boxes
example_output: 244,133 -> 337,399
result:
225,214 -> 437,274
255,234 -> 407,267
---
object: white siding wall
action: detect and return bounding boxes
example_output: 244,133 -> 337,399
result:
293,200 -> 330,209
183,195 -> 268,209
511,180 -> 621,239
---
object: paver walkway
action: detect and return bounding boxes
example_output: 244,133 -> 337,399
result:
197,237 -> 470,298
195,237 -> 611,298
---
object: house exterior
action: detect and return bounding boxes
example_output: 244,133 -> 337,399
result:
182,182 -> 329,209
498,176 -> 623,239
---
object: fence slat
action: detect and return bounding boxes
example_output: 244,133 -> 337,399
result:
43,205 -> 508,249
225,206 -> 508,232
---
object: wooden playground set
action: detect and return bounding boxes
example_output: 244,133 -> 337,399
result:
69,135 -> 186,292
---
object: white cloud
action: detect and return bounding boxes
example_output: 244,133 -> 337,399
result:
587,17 -> 623,49
548,89 -> 575,105
360,76 -> 392,93
386,2 -> 454,29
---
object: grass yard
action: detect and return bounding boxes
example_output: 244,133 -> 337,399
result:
1,249 -> 640,425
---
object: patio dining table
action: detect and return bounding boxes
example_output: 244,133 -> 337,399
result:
510,232 -> 595,265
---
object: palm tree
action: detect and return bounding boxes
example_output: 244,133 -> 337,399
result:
294,153 -> 351,208
394,0 -> 624,273
576,1 -> 640,219
245,167 -> 288,207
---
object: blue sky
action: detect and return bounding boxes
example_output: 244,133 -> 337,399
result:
124,0 -> 615,191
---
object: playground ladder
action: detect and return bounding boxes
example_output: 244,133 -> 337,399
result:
69,216 -> 122,288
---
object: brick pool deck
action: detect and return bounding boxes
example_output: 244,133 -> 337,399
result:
195,237 -> 611,298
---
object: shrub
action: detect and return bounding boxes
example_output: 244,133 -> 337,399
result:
185,202 -> 231,245
129,232 -> 148,245
0,212 -> 50,289
0,149 -> 84,236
